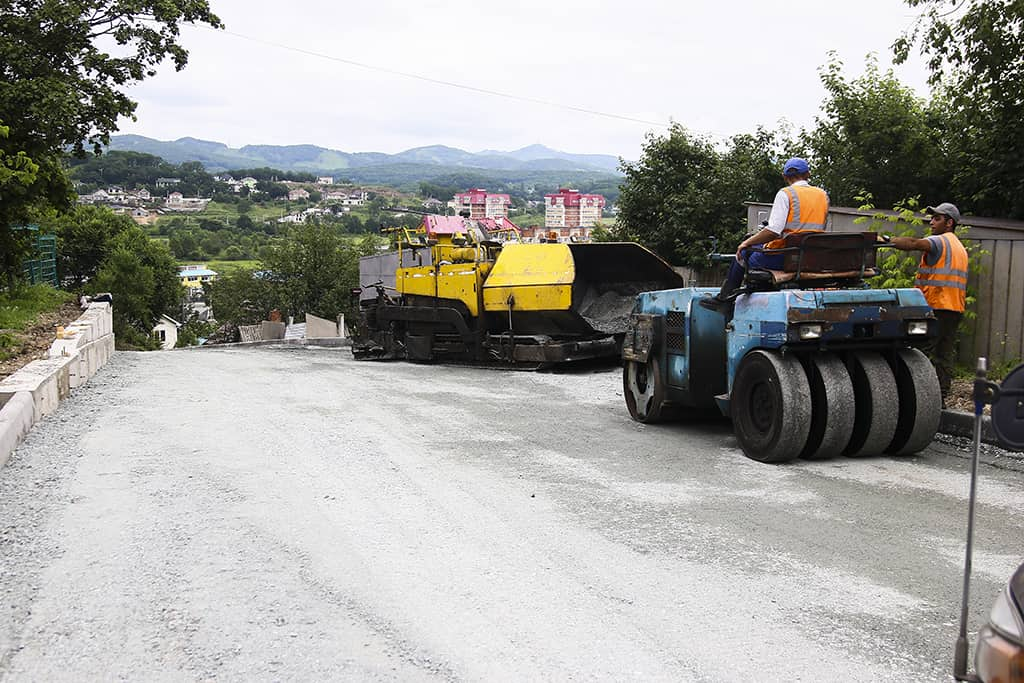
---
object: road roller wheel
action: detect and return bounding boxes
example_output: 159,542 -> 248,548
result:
844,352 -> 899,457
623,356 -> 668,423
731,350 -> 811,463
800,353 -> 856,460
886,349 -> 941,455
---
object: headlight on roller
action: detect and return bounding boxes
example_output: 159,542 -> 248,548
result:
799,324 -> 822,340
975,585 -> 1024,683
907,320 -> 930,336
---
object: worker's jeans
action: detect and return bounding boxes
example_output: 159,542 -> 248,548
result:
924,309 -> 962,405
725,248 -> 786,289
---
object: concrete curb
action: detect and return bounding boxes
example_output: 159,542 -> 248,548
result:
0,392 -> 35,470
0,303 -> 114,470
187,337 -> 352,350
938,408 -> 1023,452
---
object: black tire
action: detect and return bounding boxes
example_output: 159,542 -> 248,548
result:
731,350 -> 811,463
844,352 -> 900,457
623,356 -> 668,423
800,353 -> 856,460
886,349 -> 941,455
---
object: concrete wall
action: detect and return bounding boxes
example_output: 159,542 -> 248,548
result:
305,313 -> 339,338
0,302 -> 114,469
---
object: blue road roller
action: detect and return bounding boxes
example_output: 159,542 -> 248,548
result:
621,232 -> 943,463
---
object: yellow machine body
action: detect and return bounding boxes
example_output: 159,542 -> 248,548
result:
395,241 -> 492,317
482,243 -> 574,313
354,217 -> 683,363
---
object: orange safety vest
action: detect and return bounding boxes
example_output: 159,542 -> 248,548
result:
917,232 -> 968,312
765,184 -> 830,250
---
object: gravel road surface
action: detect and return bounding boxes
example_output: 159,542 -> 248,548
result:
1,346 -> 1022,681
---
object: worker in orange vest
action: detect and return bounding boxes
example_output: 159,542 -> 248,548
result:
701,157 -> 829,312
888,202 -> 968,406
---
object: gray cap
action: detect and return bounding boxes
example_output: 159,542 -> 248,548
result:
926,202 -> 961,224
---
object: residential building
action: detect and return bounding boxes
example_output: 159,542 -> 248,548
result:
317,176 -> 334,185
452,189 -> 511,219
152,315 -> 181,350
79,189 -> 110,204
544,188 -> 606,238
156,177 -> 180,188
164,192 -> 210,212
179,264 -> 218,289
288,188 -> 310,201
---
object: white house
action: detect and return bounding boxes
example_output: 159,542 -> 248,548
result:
152,315 -> 181,350
288,188 -> 310,201
317,176 -> 334,185
164,192 -> 210,212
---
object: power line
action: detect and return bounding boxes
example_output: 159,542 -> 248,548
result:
198,25 -> 672,130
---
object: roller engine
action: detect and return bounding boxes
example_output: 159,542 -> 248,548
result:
351,214 -> 683,365
622,231 -> 943,463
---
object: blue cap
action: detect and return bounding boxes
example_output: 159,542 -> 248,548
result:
783,157 -> 810,176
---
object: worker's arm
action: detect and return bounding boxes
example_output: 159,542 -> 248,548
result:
889,236 -> 933,252
735,188 -> 789,259
735,228 -> 779,260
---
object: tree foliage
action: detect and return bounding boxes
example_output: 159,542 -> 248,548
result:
613,124 -> 786,266
259,222 -> 364,322
895,0 -> 1024,216
91,227 -> 182,348
50,204 -> 136,287
804,55 -> 951,208
0,1 -> 221,284
206,228 -> 384,328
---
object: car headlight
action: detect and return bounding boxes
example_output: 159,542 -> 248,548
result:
907,320 -> 930,335
799,324 -> 822,340
975,586 -> 1024,683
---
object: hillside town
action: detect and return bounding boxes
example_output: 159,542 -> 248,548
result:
75,176 -> 612,241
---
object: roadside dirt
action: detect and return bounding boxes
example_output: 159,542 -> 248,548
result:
945,379 -> 977,413
0,302 -> 85,381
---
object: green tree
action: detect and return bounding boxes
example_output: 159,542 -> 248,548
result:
48,205 -> 135,287
93,227 -> 181,348
260,221 -> 360,321
256,180 -> 289,198
0,121 -> 42,286
804,55 -> 950,208
0,1 -> 222,283
200,231 -> 228,257
895,0 -> 1024,216
169,230 -> 202,260
222,245 -> 245,260
614,123 -> 786,267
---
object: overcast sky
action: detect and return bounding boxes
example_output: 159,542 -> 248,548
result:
116,0 -> 933,160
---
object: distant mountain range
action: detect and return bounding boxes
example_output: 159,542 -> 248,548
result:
107,135 -> 624,175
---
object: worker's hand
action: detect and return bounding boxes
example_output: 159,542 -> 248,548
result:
735,243 -> 747,264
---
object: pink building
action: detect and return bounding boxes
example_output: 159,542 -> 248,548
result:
452,188 -> 511,219
544,189 -> 606,237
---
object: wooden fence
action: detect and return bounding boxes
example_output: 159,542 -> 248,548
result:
745,203 -> 1024,367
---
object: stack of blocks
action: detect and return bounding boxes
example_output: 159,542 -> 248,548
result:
0,302 -> 114,468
